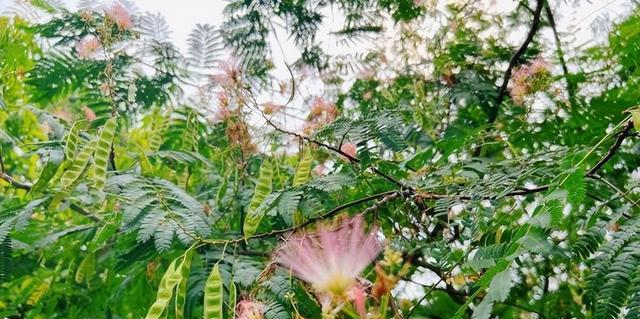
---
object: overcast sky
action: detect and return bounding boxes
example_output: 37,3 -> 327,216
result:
1,0 -> 634,55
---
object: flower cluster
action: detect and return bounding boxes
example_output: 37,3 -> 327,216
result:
236,300 -> 265,319
76,36 -> 101,59
275,215 -> 382,317
303,97 -> 338,134
213,59 -> 243,89
508,57 -> 552,105
105,3 -> 133,30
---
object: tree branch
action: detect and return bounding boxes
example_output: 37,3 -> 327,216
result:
488,0 -> 545,124
245,89 -> 412,191
0,171 -> 32,190
586,120 -> 634,177
0,172 -> 102,222
203,190 -> 400,245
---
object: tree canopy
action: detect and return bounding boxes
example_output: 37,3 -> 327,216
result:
1,0 -> 640,318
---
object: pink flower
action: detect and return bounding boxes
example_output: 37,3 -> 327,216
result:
215,106 -> 232,122
76,36 -> 101,59
105,4 -> 132,29
529,56 -> 549,75
213,58 -> 242,88
262,102 -> 282,115
313,164 -> 327,176
340,143 -> 357,159
303,97 -> 339,134
100,82 -> 111,95
236,300 -> 265,319
275,215 -> 382,298
82,106 -> 97,121
508,56 -> 550,105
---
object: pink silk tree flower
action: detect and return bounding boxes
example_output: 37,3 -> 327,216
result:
340,143 -> 357,159
275,215 -> 382,298
213,58 -> 242,88
76,36 -> 101,59
236,300 -> 265,319
262,102 -> 282,115
82,106 -> 97,121
105,4 -> 132,29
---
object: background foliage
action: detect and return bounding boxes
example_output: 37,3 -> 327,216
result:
1,0 -> 640,318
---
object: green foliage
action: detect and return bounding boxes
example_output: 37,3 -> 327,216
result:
2,2 -> 640,319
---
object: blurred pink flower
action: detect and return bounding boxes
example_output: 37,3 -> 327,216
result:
82,106 -> 97,121
529,56 -> 550,75
217,91 -> 230,108
275,215 -> 382,298
236,300 -> 265,319
100,82 -> 111,95
215,106 -> 232,122
340,143 -> 357,159
213,58 -> 242,88
262,102 -> 282,115
105,4 -> 132,29
303,97 -> 339,134
76,36 -> 101,59
313,164 -> 327,176
508,56 -> 550,105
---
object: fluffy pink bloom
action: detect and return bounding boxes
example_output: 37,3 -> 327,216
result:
236,300 -> 265,319
303,97 -> 339,134
275,215 -> 382,298
76,36 -> 101,59
213,59 -> 242,88
262,102 -> 282,115
340,143 -> 357,159
215,106 -> 232,122
100,82 -> 111,95
529,56 -> 549,75
105,4 -> 132,29
313,164 -> 328,176
82,106 -> 97,121
508,56 -> 551,105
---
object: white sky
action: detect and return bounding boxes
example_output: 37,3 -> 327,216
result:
2,0 -> 634,58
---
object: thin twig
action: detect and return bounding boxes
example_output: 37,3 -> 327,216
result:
202,190 -> 399,245
586,120 -> 634,177
0,172 -> 31,190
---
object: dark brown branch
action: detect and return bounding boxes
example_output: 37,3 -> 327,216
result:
252,95 -> 412,191
203,190 -> 400,245
586,120 -> 634,177
249,190 -> 400,240
488,0 -> 545,124
0,148 -> 5,172
0,171 -> 32,190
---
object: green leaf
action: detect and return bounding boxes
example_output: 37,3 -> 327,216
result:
243,159 -> 273,238
75,252 -> 96,284
563,169 -> 586,206
292,148 -> 313,186
146,256 -> 184,319
204,263 -> 223,319
93,117 -> 117,190
30,149 -> 63,193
